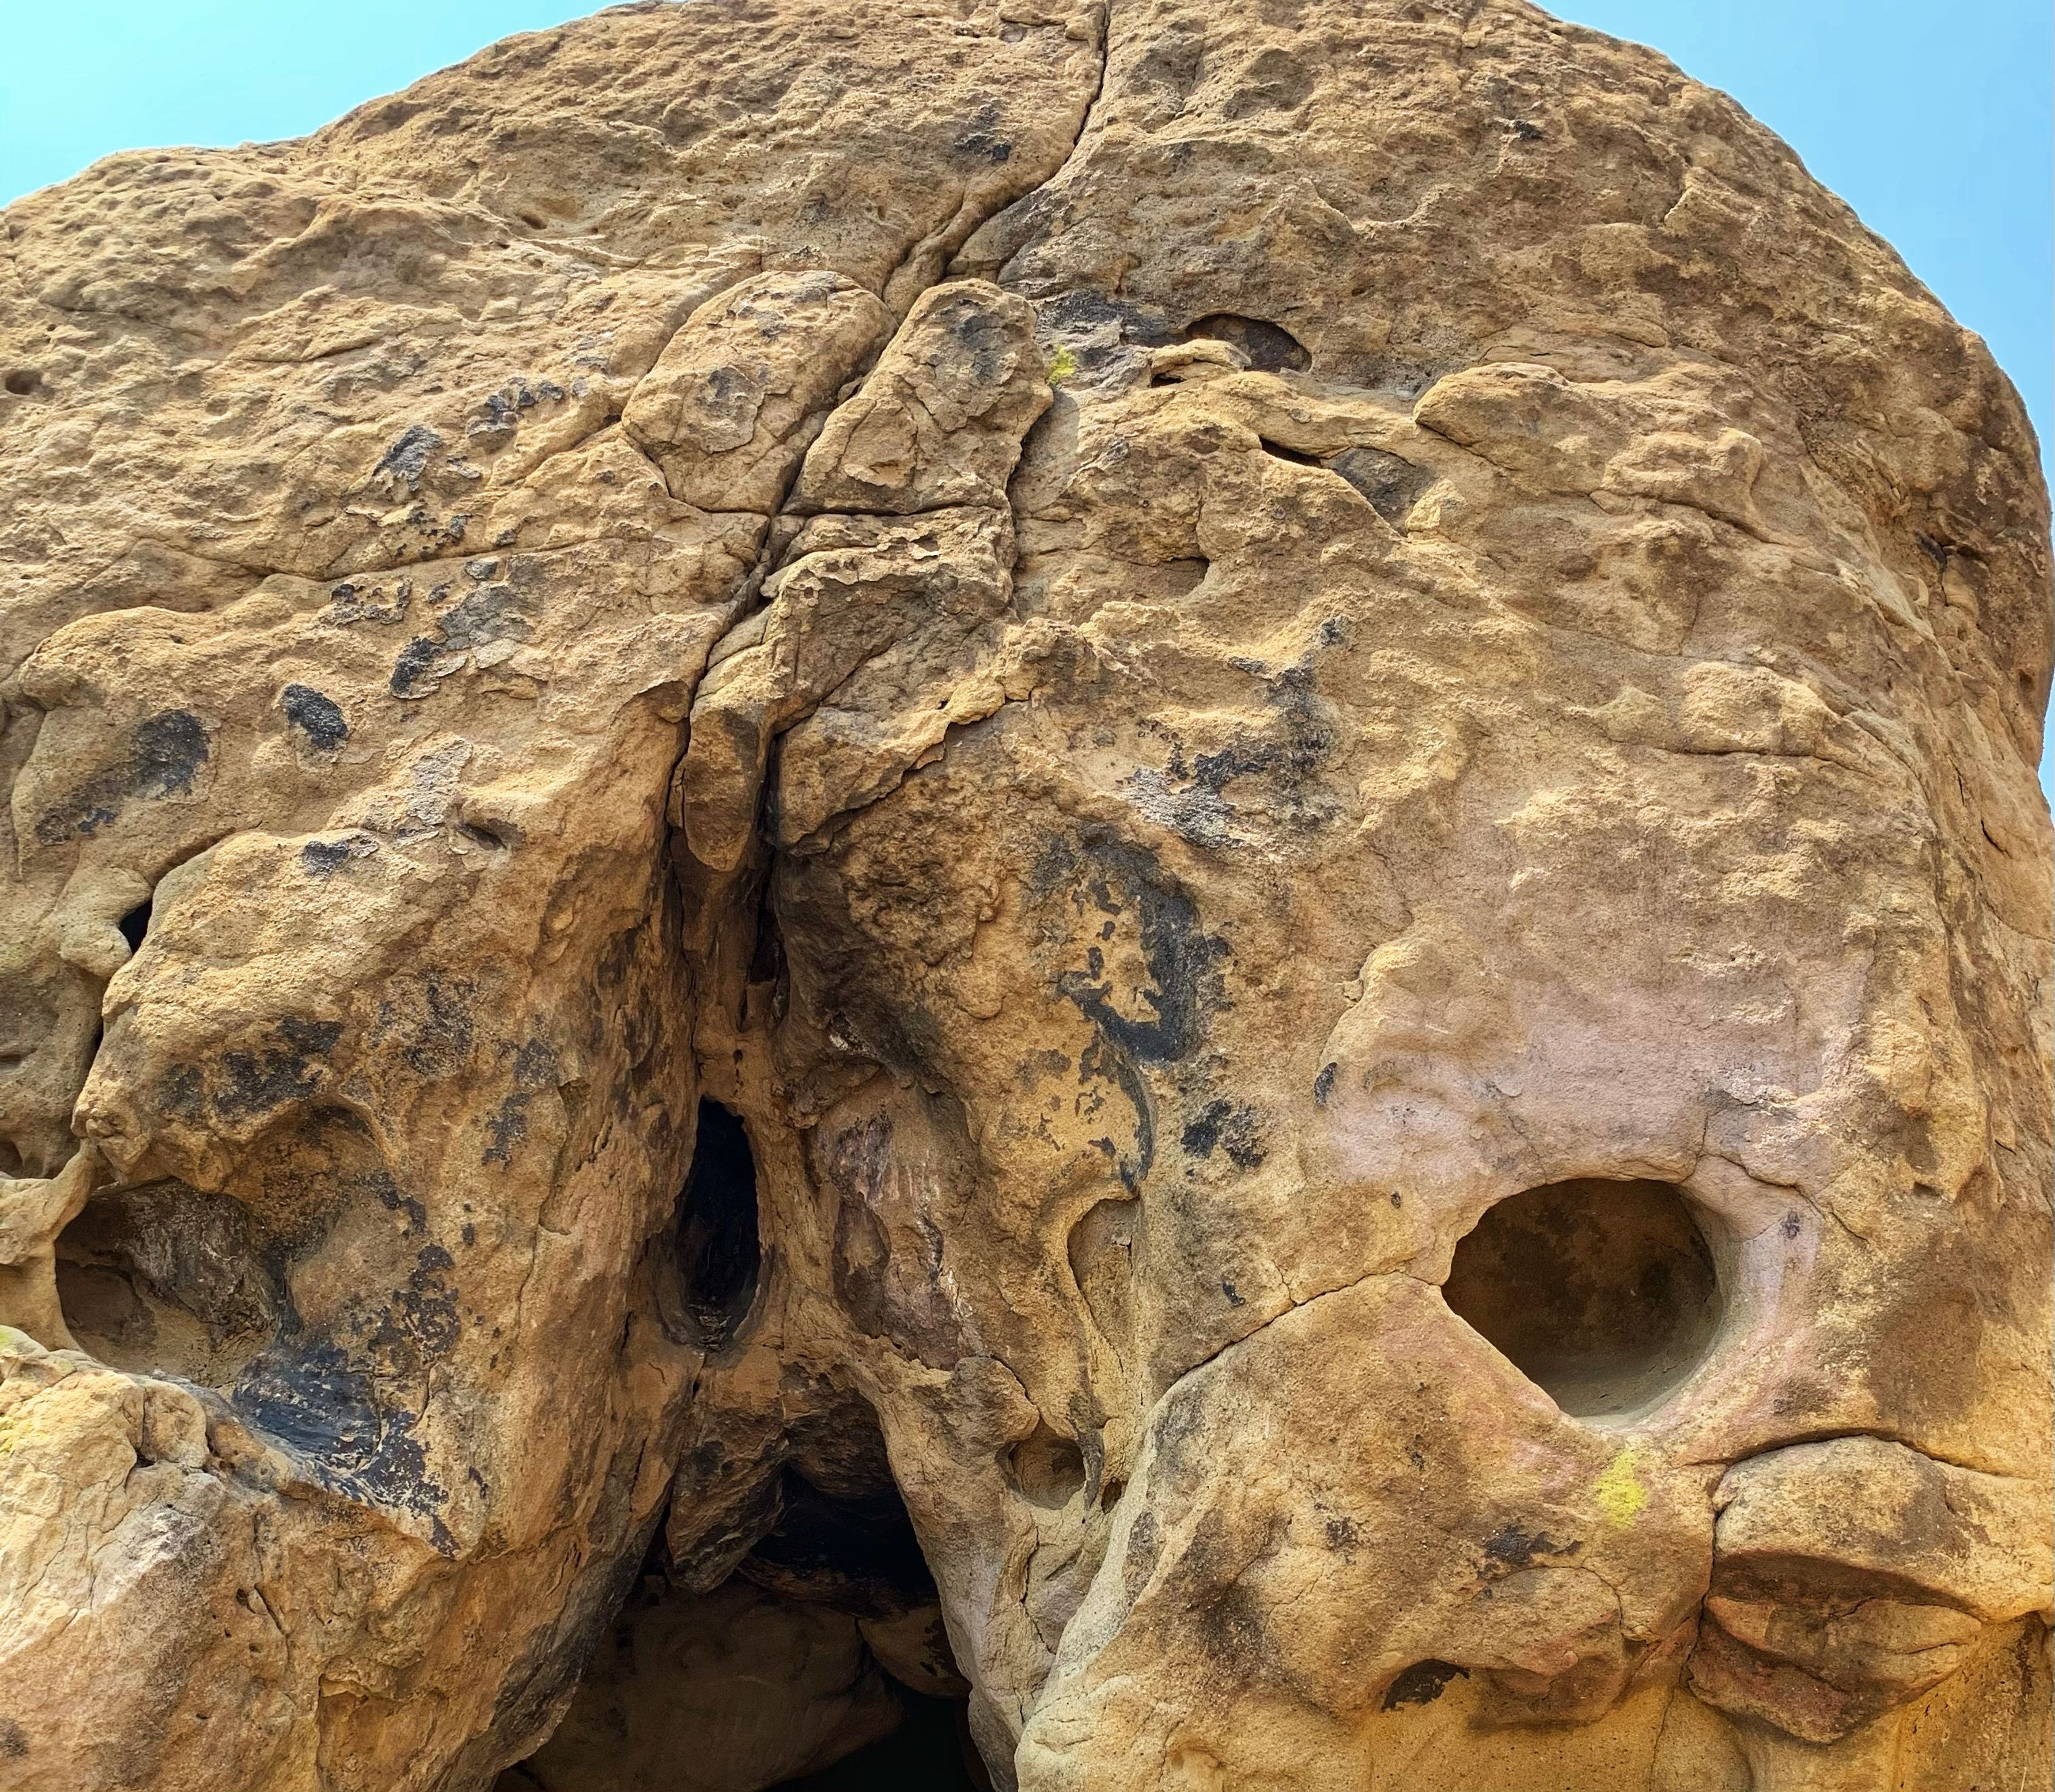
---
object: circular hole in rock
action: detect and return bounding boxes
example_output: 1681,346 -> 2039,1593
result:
1441,1176 -> 1722,1420
3,369 -> 37,397
1006,1423 -> 1086,1508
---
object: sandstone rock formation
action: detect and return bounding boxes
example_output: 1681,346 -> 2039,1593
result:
1,3 -> 2049,1789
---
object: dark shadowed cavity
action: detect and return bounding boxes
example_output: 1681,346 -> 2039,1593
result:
772,1697 -> 990,1790
1179,312 -> 1310,373
671,1100 -> 764,1350
1441,1177 -> 1724,1419
500,1393 -> 989,1790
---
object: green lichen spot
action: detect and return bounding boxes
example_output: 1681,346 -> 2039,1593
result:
1596,1447 -> 1649,1526
1046,345 -> 1079,388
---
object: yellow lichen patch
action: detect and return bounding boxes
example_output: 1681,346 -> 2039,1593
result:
1595,1447 -> 1649,1527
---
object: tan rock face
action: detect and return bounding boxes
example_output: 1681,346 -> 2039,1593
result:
0,4 -> 2048,1791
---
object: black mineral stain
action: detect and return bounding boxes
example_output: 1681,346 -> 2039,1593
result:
232,1242 -> 461,1553
433,579 -> 532,653
235,1341 -> 379,1463
1383,1660 -> 1470,1711
1179,1098 -> 1266,1168
130,711 -> 210,798
1483,1523 -> 1574,1571
381,979 -> 475,1079
953,98 -> 1013,164
214,1047 -> 323,1124
301,839 -> 354,877
482,1096 -> 529,1165
35,709 -> 212,844
1036,837 -> 1232,1193
389,637 -> 442,698
157,1020 -> 339,1130
277,1016 -> 344,1056
942,288 -> 1013,390
481,1039 -> 559,1166
374,423 -> 442,488
1328,445 -> 1433,526
158,1065 -> 204,1121
1049,840 -> 1229,1066
279,683 -> 349,750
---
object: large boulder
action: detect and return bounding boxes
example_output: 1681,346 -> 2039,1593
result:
0,4 -> 2046,1790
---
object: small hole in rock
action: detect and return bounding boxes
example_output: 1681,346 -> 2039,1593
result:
117,899 -> 152,953
3,370 -> 38,397
1006,1423 -> 1086,1507
1441,1177 -> 1722,1420
669,1100 -> 763,1350
519,211 -> 548,230
1099,1477 -> 1127,1512
1180,313 -> 1310,374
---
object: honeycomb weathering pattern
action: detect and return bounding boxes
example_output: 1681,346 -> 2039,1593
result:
0,2 -> 2049,1789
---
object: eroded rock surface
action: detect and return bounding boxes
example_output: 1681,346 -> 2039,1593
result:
0,3 -> 2048,1790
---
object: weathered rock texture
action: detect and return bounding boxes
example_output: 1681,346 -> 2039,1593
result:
0,3 -> 2049,1789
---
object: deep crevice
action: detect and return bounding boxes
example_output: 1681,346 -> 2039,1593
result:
665,1100 -> 763,1351
1258,437 -> 1324,468
117,898 -> 152,952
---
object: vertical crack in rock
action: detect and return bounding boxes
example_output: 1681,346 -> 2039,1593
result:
668,6 -> 1115,872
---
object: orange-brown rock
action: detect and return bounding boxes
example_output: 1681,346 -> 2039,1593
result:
0,3 -> 2047,1790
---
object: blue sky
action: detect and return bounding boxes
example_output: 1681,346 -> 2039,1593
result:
3,1 -> 2050,789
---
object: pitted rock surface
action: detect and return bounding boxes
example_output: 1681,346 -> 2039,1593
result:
0,4 -> 2048,1791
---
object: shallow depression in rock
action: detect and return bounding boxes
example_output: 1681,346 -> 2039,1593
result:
1440,1178 -> 1724,1421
